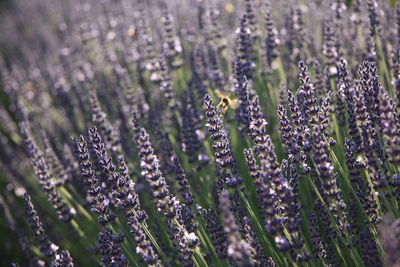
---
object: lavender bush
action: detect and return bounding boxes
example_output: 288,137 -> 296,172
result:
1,0 -> 400,266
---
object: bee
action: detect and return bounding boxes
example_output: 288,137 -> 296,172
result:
215,89 -> 239,113
128,26 -> 136,37
224,2 -> 235,14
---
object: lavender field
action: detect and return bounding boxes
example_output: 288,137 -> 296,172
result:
1,0 -> 400,266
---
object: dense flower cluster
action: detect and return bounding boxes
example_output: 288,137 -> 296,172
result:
2,0 -> 400,266
24,193 -> 74,266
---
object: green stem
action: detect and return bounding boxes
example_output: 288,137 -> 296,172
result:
305,175 -> 364,266
239,191 -> 286,267
108,224 -> 140,267
172,218 -> 208,267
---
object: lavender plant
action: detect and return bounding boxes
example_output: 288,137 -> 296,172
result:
1,0 -> 400,266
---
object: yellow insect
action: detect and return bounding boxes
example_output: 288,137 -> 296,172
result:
128,26 -> 136,37
224,2 -> 235,14
215,89 -> 239,113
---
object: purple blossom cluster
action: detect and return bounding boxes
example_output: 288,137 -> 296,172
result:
1,0 -> 400,266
